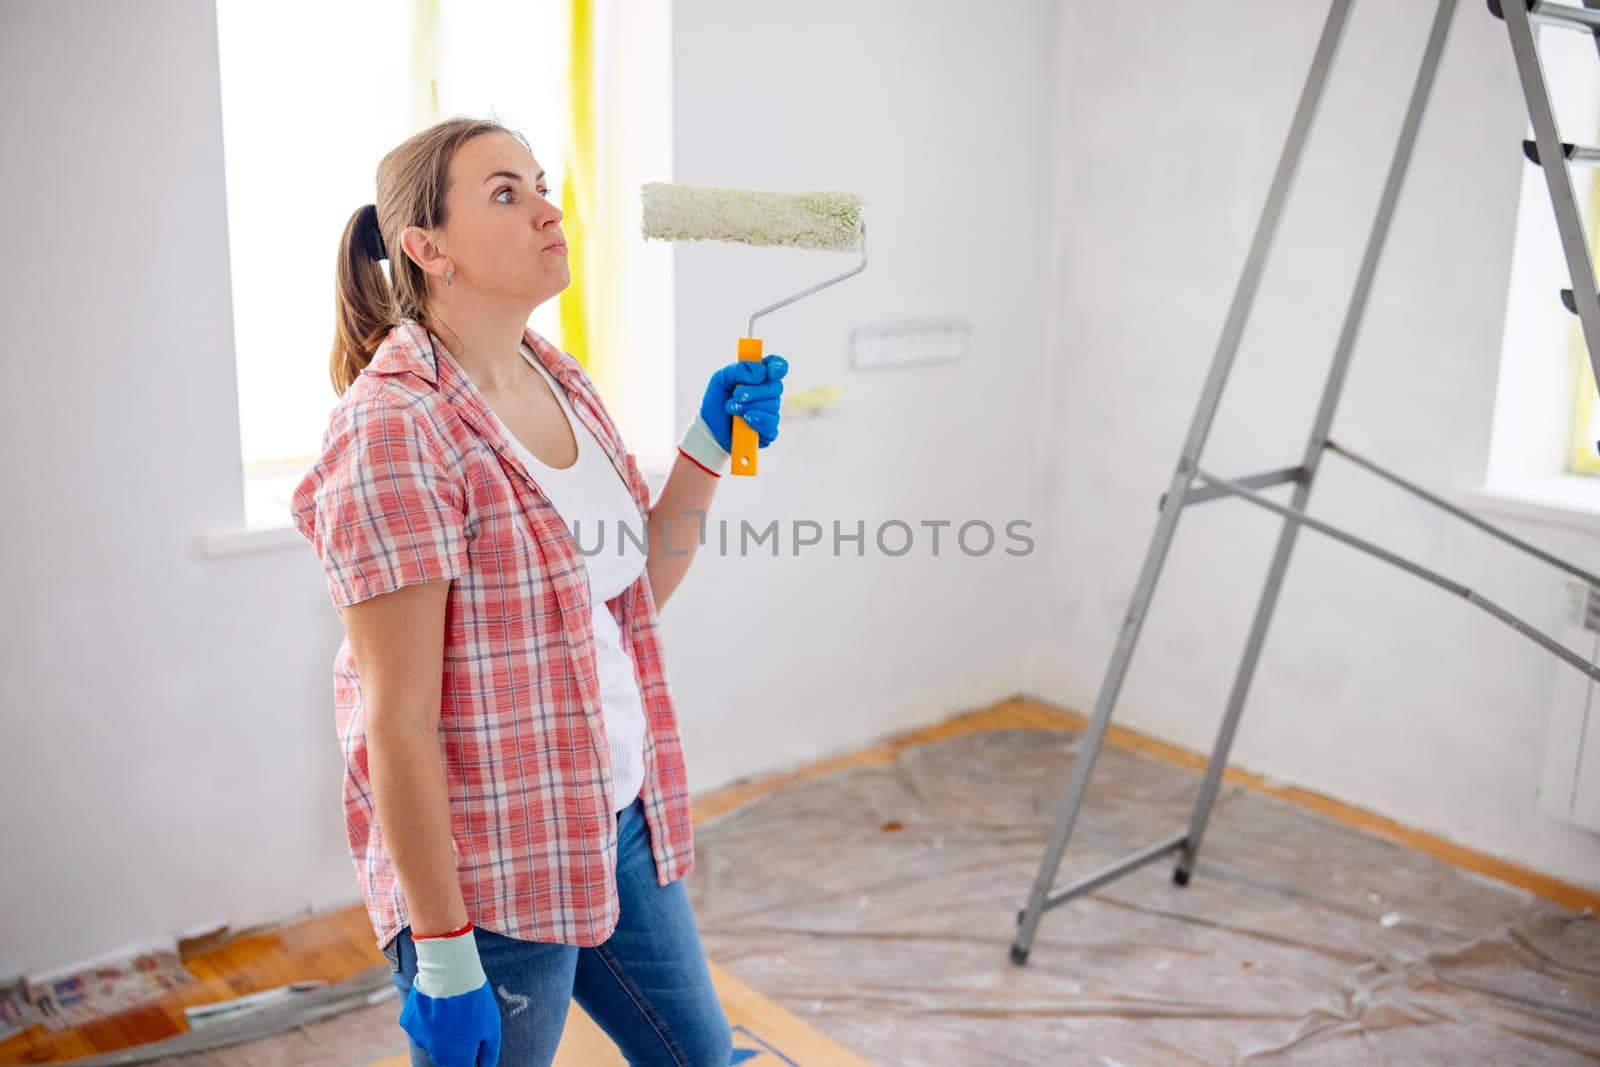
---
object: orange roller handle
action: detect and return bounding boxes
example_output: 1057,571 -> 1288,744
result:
731,337 -> 763,476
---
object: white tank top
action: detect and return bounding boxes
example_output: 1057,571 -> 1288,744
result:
490,343 -> 648,814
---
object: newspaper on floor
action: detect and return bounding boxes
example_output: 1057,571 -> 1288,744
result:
24,936 -> 197,1033
0,974 -> 40,1043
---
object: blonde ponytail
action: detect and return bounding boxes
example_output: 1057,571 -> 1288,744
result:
329,204 -> 396,395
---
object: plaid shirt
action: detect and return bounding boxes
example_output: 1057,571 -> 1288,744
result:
290,320 -> 694,951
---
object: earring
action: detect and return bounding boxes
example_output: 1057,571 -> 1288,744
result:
445,267 -> 454,287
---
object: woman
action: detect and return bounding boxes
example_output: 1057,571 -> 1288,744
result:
289,116 -> 786,1066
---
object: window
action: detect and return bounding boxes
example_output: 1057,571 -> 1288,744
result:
1567,164 -> 1600,475
214,0 -> 671,535
1479,22 -> 1600,527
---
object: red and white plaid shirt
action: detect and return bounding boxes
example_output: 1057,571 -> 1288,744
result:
290,320 -> 694,952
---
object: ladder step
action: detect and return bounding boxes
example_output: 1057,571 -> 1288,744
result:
1040,831 -> 1189,912
1489,0 -> 1600,32
1160,465 -> 1304,510
1523,139 -> 1600,166
1562,289 -> 1600,313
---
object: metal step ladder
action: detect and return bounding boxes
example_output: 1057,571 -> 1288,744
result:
1011,0 -> 1600,967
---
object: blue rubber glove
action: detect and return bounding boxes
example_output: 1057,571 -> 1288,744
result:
398,926 -> 501,1067
678,354 -> 788,474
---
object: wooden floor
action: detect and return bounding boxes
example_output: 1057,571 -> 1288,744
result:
365,960 -> 867,1067
3,695 -> 1595,1064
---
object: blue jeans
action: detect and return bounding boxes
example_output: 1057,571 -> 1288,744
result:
382,795 -> 733,1066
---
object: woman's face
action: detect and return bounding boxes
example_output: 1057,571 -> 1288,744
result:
437,131 -> 568,306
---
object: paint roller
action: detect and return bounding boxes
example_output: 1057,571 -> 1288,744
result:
641,182 -> 868,476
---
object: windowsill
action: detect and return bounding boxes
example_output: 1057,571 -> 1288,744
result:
200,460 -> 677,559
198,522 -> 304,558
1460,473 -> 1600,535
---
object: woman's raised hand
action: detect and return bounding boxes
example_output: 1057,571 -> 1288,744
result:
678,354 -> 789,474
701,353 -> 787,451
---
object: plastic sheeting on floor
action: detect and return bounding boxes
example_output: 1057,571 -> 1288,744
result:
685,727 -> 1600,1065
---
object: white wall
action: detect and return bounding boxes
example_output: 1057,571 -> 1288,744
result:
0,0 -> 1055,978
660,0 -> 1056,790
1031,0 -> 1600,890
0,0 -> 361,981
